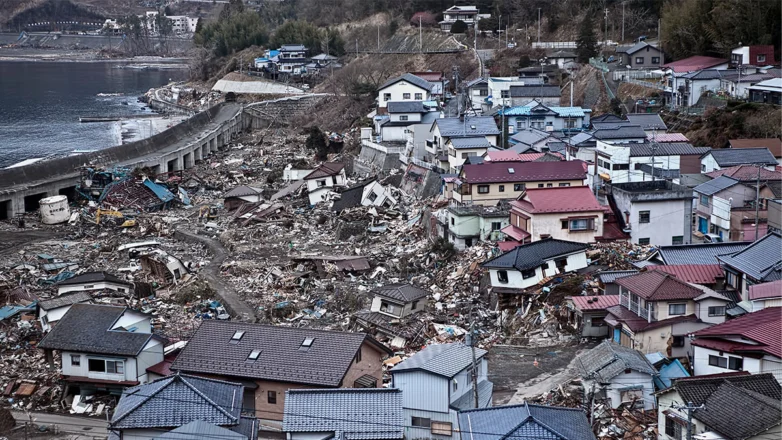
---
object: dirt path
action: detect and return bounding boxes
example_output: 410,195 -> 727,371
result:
0,229 -> 61,255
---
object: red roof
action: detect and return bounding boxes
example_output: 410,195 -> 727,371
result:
497,241 -> 524,252
663,56 -> 728,73
411,71 -> 444,82
569,295 -> 620,311
730,139 -> 782,157
650,264 -> 724,284
485,150 -> 523,162
511,186 -> 603,214
460,160 -> 586,184
692,307 -> 782,358
749,280 -> 782,301
598,221 -> 631,241
304,162 -> 345,180
501,224 -> 530,242
616,270 -> 703,300
705,165 -> 782,182
648,133 -> 689,143
605,305 -> 699,332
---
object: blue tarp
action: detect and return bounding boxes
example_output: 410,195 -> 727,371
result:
38,271 -> 75,285
143,179 -> 176,203
646,352 -> 691,389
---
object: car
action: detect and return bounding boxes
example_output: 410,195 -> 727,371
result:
703,233 -> 723,243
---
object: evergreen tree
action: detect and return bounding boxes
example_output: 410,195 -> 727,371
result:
450,19 -> 468,34
576,14 -> 598,63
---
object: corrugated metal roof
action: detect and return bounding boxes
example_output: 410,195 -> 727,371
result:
650,264 -> 723,284
628,142 -> 707,157
729,138 -> 782,157
391,343 -> 487,378
460,160 -> 586,184
749,280 -> 782,300
596,270 -> 639,284
569,295 -> 620,311
449,136 -> 492,149
693,307 -> 782,358
648,133 -> 689,142
512,186 -> 603,213
693,176 -> 742,196
143,179 -> 176,203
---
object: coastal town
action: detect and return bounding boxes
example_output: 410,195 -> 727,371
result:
0,1 -> 781,440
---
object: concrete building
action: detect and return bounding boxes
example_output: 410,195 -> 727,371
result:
434,203 -> 510,250
730,45 -> 777,66
377,73 -> 434,111
508,85 -> 561,107
487,77 -> 541,109
595,141 -> 707,184
609,181 -> 693,246
693,176 -> 759,240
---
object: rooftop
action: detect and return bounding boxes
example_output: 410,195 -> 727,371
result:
283,388 -> 403,440
626,113 -> 667,130
592,125 -> 647,140
610,180 -> 693,201
391,343 -> 487,378
386,101 -> 427,114
648,133 -> 689,143
706,147 -> 778,167
662,56 -> 729,73
568,295 -> 620,311
729,138 -> 782,157
56,271 -> 131,287
224,185 -> 263,199
655,241 -> 750,265
705,165 -> 782,182
171,321 -> 389,387
693,176 -> 742,196
303,162 -> 345,180
510,128 -> 552,147
511,186 -> 604,214
628,142 -> 707,157
449,136 -> 492,149
379,73 -> 434,93
616,270 -> 704,301
596,270 -> 639,284
509,84 -> 561,98
482,238 -> 589,272
749,280 -> 782,301
38,291 -> 92,311
692,307 -> 782,358
457,402 -> 594,440
435,116 -> 501,137
575,340 -> 657,383
717,232 -> 782,282
496,102 -> 590,118
460,160 -> 586,184
650,264 -> 724,285
370,283 -> 428,303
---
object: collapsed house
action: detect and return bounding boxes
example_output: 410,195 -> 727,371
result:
352,283 -> 428,348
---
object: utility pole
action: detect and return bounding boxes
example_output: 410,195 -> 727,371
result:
498,15 -> 501,51
377,25 -> 380,52
621,1 -> 625,42
649,129 -> 659,182
537,8 -> 541,43
604,8 -> 609,48
658,19 -> 664,66
355,38 -> 358,54
419,16 -> 423,53
673,401 -> 704,440
469,306 -> 479,409
755,164 -> 761,239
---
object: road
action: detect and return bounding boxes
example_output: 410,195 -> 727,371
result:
11,411 -> 108,437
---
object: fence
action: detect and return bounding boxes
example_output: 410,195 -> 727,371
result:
589,57 -> 609,73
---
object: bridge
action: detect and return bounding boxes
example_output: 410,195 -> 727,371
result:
0,94 -> 327,219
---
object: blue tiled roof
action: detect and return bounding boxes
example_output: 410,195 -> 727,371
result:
457,402 -> 595,440
283,388 -> 403,440
391,343 -> 487,378
499,103 -> 590,117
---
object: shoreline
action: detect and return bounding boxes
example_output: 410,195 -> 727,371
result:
0,50 -> 191,65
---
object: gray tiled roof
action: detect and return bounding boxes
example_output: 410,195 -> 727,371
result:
693,176 -> 741,196
620,41 -> 654,55
626,113 -> 667,130
568,132 -> 595,146
332,180 -> 373,212
695,383 -> 781,440
596,270 -> 639,284
171,321 -> 387,387
671,373 -> 781,406
38,304 -> 153,356
592,125 -> 647,140
224,186 -> 263,198
386,101 -> 427,113
510,128 -> 551,146
450,379 -> 493,410
379,73 -> 434,92
450,136 -> 492,149
391,343 -> 487,378
435,116 -> 500,137
283,388 -> 403,440
154,420 -> 247,440
509,85 -> 561,98
38,291 -> 92,311
371,283 -> 428,302
628,142 -> 707,157
481,238 -> 589,272
457,403 -> 595,440
56,271 -> 131,286
657,242 -> 751,265
575,340 -> 656,383
111,374 -> 243,430
707,147 -> 778,166
717,232 -> 782,282
681,69 -> 726,80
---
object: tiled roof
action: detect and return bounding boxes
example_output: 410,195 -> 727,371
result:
450,379 -> 493,410
283,388 -> 403,440
303,162 -> 345,180
353,311 -> 425,340
171,321 -> 388,387
575,340 -> 656,383
692,307 -> 782,358
706,165 -> 782,181
717,232 -> 782,282
650,264 -> 723,284
449,136 -> 492,149
370,283 -> 428,303
110,374 -> 243,430
693,382 -> 781,440
671,372 -> 781,403
484,150 -> 523,162
509,85 -> 561,98
729,138 -> 782,157
657,241 -> 750,265
56,271 -> 131,286
435,116 -> 500,137
410,71 -> 444,81
510,128 -> 551,146
681,69 -> 727,80
568,295 -> 620,311
592,125 -> 647,140
749,280 -> 782,300
38,304 -> 153,356
626,113 -> 667,130
331,181 -> 371,212
596,270 -> 639,284
482,238 -> 589,271
460,160 -> 586,184
628,142 -> 708,157
616,270 -> 703,300
386,101 -> 427,113
567,132 -> 595,146
38,291 -> 92,311
511,186 -> 603,214
390,343 -> 487,378
662,56 -> 728,73
498,103 -> 589,117
224,185 -> 263,198
457,402 -> 594,440
379,73 -> 434,92
591,114 -> 624,123
693,176 -> 742,196
706,147 -> 778,167
648,133 -> 689,143
155,420 -> 249,440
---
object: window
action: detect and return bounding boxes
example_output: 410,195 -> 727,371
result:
672,336 -> 685,347
411,417 -> 431,428
497,270 -> 509,283
635,57 -> 644,64
757,54 -> 766,63
247,349 -> 262,361
383,93 -> 391,101
501,90 -> 510,98
541,263 -> 549,270
462,153 -> 469,159
562,220 -> 569,229
591,317 -> 605,327
71,355 -> 81,366
399,115 -> 408,121
431,422 -> 453,436
521,268 -> 536,279
672,236 -> 684,245
414,93 -> 423,100
403,93 -> 411,99
368,192 -> 378,202
231,330 -> 245,343
451,217 -> 455,225
709,355 -> 728,368
569,219 -> 594,231
613,163 -> 629,170
708,306 -> 725,317
728,356 -> 743,370
638,238 -> 650,245
268,391 -> 277,404
355,349 -> 362,363
538,184 -> 544,188
639,211 -> 650,223
41,315 -> 49,325
477,185 -> 489,194
300,337 -> 315,351
411,300 -> 419,310
700,195 -> 709,207
546,183 -> 553,187
491,222 -> 502,231
514,183 -> 525,191
559,183 -> 570,187
516,120 -> 526,129
88,359 -> 105,372
498,185 -> 505,192
652,57 -> 660,64
669,303 -> 686,316
665,414 -> 685,440
107,360 -> 123,374
452,380 -> 458,392
318,179 -> 327,187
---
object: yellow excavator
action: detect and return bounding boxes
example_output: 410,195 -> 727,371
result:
95,209 -> 136,227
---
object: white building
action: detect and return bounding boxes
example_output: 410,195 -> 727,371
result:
56,271 -> 133,295
439,5 -> 481,32
376,74 -> 434,110
37,291 -> 92,333
303,162 -> 347,206
594,141 -> 706,184
609,181 -> 693,246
